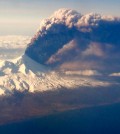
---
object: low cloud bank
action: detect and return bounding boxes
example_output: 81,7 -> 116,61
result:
64,70 -> 101,76
109,73 -> 120,77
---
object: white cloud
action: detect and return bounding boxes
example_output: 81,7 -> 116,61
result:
65,70 -> 101,76
0,35 -> 31,49
59,61 -> 102,70
109,73 -> 120,76
0,35 -> 31,60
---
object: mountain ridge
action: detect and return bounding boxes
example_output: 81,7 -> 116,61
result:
0,54 -> 116,96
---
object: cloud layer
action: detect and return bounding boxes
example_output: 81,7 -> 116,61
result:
0,36 -> 30,60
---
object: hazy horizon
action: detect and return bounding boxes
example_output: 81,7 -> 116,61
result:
0,0 -> 120,36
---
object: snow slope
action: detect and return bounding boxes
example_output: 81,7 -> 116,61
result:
0,54 -> 115,96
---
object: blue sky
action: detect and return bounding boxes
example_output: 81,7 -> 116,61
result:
0,0 -> 120,36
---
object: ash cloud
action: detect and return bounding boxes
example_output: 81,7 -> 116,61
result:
25,8 -> 120,73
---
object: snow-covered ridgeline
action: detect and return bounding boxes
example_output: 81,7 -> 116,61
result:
0,55 -> 112,96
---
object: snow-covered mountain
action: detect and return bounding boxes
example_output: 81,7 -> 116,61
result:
0,54 -> 116,96
25,8 -> 120,73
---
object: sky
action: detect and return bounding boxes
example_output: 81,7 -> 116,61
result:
0,0 -> 120,36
